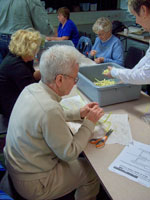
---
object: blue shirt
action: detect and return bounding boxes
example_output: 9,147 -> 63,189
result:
58,19 -> 79,47
92,35 -> 124,66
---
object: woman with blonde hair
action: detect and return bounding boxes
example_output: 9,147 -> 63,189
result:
0,29 -> 42,123
89,17 -> 124,65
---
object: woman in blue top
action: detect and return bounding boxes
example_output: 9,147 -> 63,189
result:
46,7 -> 79,47
89,17 -> 124,66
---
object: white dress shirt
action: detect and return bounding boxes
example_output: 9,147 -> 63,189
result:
111,47 -> 150,84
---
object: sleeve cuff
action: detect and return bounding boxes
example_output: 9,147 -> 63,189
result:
82,118 -> 95,134
111,67 -> 118,78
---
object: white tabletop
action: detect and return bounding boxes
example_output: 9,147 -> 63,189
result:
83,92 -> 150,200
68,86 -> 150,200
117,31 -> 150,45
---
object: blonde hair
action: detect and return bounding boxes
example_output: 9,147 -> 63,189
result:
9,29 -> 42,57
92,17 -> 112,34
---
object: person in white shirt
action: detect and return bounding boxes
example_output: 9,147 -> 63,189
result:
104,0 -> 150,86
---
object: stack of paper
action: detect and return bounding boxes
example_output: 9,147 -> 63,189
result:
109,141 -> 150,188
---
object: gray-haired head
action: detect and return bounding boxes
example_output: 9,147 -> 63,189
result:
39,45 -> 82,84
92,17 -> 112,34
128,0 -> 150,15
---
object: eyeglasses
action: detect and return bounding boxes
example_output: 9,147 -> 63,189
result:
55,74 -> 79,83
62,74 -> 79,83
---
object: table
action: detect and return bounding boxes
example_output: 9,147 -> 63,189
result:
117,31 -> 149,52
117,31 -> 150,44
69,87 -> 150,200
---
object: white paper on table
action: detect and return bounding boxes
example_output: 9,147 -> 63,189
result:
108,140 -> 150,188
67,114 -> 132,146
60,95 -> 87,110
60,95 -> 132,145
99,114 -> 133,145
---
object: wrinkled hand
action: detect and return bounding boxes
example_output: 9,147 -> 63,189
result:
86,105 -> 104,124
80,102 -> 104,124
90,50 -> 97,57
94,57 -> 104,64
104,66 -> 113,78
80,102 -> 98,118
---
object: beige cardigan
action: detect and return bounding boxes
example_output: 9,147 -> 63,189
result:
4,81 -> 95,180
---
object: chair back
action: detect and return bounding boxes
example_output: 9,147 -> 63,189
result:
0,114 -> 8,135
76,36 -> 92,57
0,106 -> 8,134
124,46 -> 145,69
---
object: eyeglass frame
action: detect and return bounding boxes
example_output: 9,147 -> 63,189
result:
55,74 -> 79,84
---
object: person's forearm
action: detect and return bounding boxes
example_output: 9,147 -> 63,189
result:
46,36 -> 68,41
111,67 -> 150,84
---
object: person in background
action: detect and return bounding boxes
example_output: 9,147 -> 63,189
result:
0,29 -> 42,124
0,0 -> 54,64
4,45 -> 104,200
89,17 -> 124,66
46,7 -> 79,47
104,0 -> 150,87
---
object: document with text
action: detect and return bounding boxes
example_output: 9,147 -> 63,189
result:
109,140 -> 150,187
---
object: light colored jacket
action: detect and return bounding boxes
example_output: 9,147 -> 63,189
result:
4,81 -> 95,180
111,47 -> 150,84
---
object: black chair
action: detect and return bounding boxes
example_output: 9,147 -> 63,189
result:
0,112 -> 8,166
0,106 -> 8,135
0,114 -> 8,135
124,46 -> 145,69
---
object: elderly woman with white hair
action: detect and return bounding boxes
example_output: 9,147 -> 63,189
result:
89,17 -> 124,66
4,45 -> 104,200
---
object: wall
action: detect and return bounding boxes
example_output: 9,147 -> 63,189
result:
118,0 -> 149,52
48,3 -> 149,52
119,0 -> 128,9
48,10 -> 128,42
